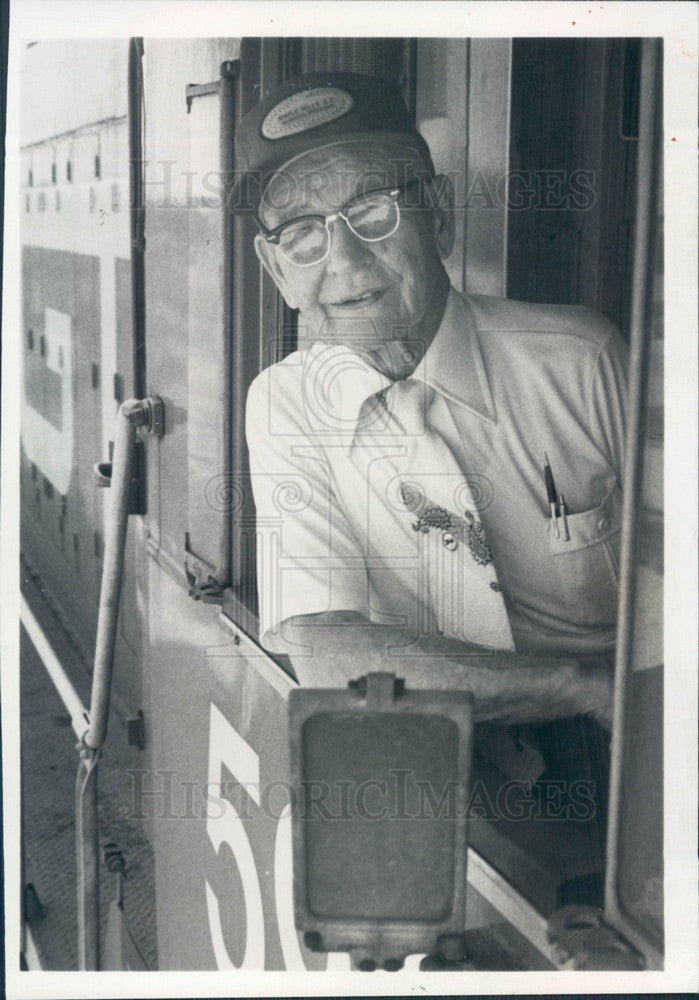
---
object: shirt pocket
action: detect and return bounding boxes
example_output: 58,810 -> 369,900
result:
546,485 -> 621,627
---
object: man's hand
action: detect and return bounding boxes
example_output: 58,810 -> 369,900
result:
265,611 -> 614,729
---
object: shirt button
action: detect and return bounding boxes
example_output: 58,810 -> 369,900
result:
597,517 -> 609,531
490,581 -> 501,592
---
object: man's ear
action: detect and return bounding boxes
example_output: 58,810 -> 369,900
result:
429,174 -> 456,259
254,234 -> 299,309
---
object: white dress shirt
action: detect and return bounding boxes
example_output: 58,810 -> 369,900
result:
246,288 -> 627,656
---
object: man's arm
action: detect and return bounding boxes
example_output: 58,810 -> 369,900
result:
269,610 -> 614,730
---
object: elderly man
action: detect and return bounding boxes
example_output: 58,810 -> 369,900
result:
237,72 -> 626,731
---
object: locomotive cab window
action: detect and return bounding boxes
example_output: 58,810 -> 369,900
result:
217,35 -> 662,924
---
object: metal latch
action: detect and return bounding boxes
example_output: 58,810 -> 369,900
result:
184,533 -> 227,604
187,575 -> 227,603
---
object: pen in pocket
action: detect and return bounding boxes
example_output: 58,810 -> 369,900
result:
557,492 -> 570,541
543,452 -> 560,539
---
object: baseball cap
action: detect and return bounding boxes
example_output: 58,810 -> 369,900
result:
232,71 -> 435,212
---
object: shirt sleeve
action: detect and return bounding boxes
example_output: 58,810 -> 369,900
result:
245,366 -> 369,650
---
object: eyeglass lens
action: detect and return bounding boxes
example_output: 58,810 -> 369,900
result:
277,190 -> 400,265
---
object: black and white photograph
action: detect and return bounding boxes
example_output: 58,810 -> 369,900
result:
1,1 -> 697,996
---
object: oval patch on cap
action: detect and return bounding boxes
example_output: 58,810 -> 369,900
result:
261,87 -> 354,140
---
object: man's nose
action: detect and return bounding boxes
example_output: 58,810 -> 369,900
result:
324,216 -> 375,273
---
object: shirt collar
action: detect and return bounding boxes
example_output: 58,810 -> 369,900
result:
299,287 -> 495,435
411,287 -> 495,422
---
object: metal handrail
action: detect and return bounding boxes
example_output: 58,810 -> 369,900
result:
604,37 -> 663,969
77,396 -> 163,970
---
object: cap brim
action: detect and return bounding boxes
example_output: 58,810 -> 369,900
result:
231,130 -> 434,214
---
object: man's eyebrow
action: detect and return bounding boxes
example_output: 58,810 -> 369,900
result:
260,190 -> 322,225
263,163 -> 399,222
264,179 -> 398,226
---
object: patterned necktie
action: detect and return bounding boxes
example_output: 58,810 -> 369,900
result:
367,377 -> 515,651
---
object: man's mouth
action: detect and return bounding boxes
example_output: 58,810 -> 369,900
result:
328,289 -> 386,308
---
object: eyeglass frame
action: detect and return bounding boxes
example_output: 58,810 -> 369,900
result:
256,178 -> 426,267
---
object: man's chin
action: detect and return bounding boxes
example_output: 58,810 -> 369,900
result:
299,314 -> 424,377
319,313 -> 396,345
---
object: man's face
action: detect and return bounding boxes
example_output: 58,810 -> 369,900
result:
255,143 -> 453,378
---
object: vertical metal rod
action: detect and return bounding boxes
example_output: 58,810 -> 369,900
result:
605,37 -> 662,962
84,400 -> 140,751
76,747 -> 100,970
76,399 -> 142,969
219,58 -> 236,589
128,37 -> 147,399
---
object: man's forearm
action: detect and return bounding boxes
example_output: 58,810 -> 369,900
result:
271,612 -> 613,728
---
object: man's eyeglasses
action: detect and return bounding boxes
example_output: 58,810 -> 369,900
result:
258,179 -> 423,267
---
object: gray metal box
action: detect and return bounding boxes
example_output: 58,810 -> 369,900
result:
288,672 -> 474,969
